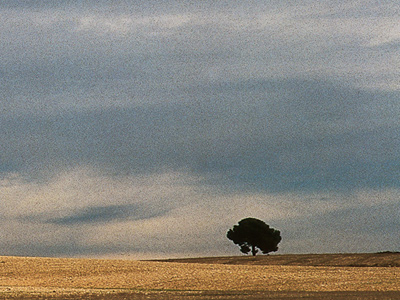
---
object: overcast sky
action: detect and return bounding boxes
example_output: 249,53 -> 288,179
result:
1,0 -> 399,258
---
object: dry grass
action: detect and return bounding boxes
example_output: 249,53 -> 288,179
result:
1,254 -> 400,299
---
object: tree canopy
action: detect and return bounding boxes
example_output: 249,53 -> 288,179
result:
227,217 -> 282,256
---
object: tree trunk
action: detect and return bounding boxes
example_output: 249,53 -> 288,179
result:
251,245 -> 257,256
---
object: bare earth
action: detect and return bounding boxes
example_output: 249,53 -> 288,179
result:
1,253 -> 400,299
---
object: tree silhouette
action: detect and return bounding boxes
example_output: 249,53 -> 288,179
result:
227,218 -> 281,256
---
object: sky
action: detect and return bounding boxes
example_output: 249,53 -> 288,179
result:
1,0 -> 399,258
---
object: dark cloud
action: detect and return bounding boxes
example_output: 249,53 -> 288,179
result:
2,79 -> 399,193
41,204 -> 167,225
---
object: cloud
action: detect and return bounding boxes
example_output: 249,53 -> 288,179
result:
1,0 -> 399,257
0,169 -> 200,257
76,13 -> 193,35
26,203 -> 166,225
2,168 -> 399,257
2,78 -> 399,193
1,0 -> 399,116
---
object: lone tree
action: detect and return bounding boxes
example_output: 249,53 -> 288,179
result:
227,217 -> 282,256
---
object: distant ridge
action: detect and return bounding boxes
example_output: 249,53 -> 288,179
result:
151,252 -> 400,267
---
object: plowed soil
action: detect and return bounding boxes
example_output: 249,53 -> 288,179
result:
1,253 -> 400,299
154,252 -> 400,267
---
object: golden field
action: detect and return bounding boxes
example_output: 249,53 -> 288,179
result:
1,253 -> 400,299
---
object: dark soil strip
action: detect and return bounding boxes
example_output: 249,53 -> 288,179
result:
152,253 -> 400,267
8,291 -> 400,300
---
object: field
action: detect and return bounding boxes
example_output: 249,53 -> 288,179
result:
1,253 -> 400,299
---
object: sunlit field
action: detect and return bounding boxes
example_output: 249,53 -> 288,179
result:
1,253 -> 400,299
